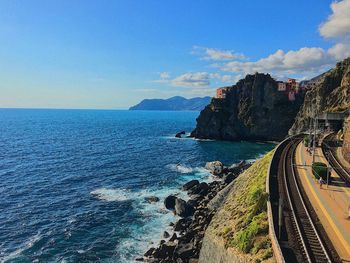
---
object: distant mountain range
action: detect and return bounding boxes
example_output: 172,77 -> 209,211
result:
129,96 -> 211,111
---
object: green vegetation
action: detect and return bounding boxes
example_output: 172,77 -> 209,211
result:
233,212 -> 269,253
303,136 -> 310,147
311,162 -> 328,180
210,150 -> 275,262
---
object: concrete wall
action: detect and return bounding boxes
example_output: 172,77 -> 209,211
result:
342,119 -> 350,163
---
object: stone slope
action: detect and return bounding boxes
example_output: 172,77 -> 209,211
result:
199,151 -> 275,263
191,73 -> 304,141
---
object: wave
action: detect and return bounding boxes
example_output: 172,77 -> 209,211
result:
2,233 -> 42,262
90,188 -> 130,202
167,164 -> 194,174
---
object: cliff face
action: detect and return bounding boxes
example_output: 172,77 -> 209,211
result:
191,73 -> 304,141
199,151 -> 275,263
289,57 -> 350,135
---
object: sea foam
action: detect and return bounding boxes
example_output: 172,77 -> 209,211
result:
90,188 -> 130,202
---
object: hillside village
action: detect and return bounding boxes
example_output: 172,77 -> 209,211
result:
216,77 -> 320,102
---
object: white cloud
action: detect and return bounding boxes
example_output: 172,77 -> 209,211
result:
159,72 -> 170,80
328,42 -> 350,60
319,0 -> 350,39
220,47 -> 336,78
154,71 -> 241,88
192,46 -> 245,61
170,72 -> 211,87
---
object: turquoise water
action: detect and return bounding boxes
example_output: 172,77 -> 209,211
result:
0,109 -> 274,262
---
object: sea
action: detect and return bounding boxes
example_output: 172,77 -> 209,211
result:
0,109 -> 274,263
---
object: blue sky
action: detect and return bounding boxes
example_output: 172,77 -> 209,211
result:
0,0 -> 350,109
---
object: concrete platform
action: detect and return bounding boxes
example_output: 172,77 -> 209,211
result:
295,142 -> 350,262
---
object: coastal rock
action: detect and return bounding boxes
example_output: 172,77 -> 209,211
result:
182,180 -> 199,191
205,161 -> 223,175
145,196 -> 160,203
169,233 -> 178,242
175,198 -> 187,217
164,195 -> 177,210
174,218 -> 192,231
188,182 -> 209,196
174,243 -> 195,261
175,131 -> 186,138
175,198 -> 194,218
163,231 -> 170,238
222,173 -> 235,184
191,73 -> 305,141
153,241 -> 176,258
144,247 -> 155,257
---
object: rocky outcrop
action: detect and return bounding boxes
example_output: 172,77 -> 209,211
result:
289,57 -> 350,134
205,161 -> 223,175
191,73 -> 304,141
142,161 -> 253,263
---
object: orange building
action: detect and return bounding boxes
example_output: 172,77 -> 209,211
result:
216,87 -> 228,99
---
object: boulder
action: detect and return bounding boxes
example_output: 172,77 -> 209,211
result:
174,243 -> 195,260
164,195 -> 177,210
174,218 -> 192,231
222,173 -> 236,184
169,233 -> 178,242
145,196 -> 160,203
182,180 -> 199,191
174,198 -> 187,217
188,182 -> 209,196
163,231 -> 170,238
144,247 -> 155,257
175,198 -> 195,218
175,131 -> 186,138
154,241 -> 176,258
205,161 -> 223,175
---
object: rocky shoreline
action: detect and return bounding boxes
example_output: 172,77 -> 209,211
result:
137,161 -> 251,263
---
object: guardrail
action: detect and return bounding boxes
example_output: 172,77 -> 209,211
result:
266,136 -> 294,263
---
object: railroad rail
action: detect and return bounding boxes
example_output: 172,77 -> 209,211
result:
269,135 -> 335,262
282,137 -> 331,262
322,133 -> 350,186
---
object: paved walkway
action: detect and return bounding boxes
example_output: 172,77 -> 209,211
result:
295,141 -> 350,262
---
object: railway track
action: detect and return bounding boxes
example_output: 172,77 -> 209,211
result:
322,134 -> 350,186
278,137 -> 332,263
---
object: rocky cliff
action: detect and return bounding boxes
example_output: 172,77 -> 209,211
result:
289,57 -> 350,134
191,73 -> 304,141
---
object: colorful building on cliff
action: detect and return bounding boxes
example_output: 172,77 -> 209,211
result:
216,87 -> 229,99
276,78 -> 300,101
